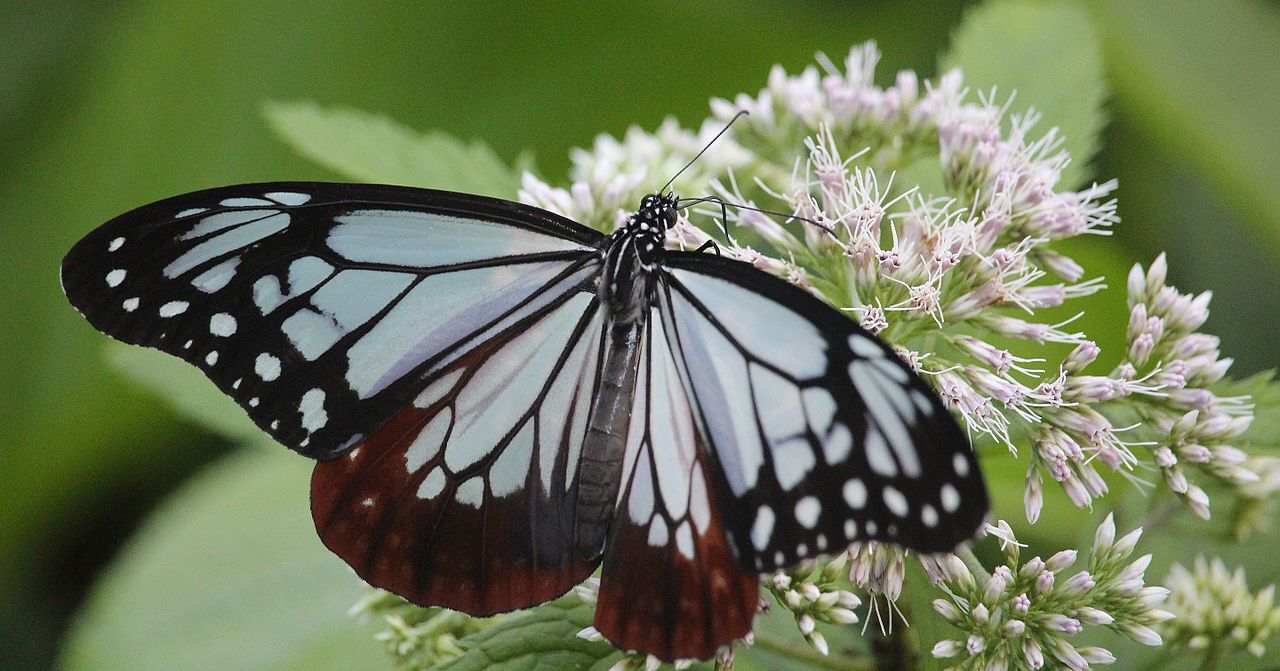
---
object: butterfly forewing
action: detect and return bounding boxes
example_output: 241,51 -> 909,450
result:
660,253 -> 987,571
60,182 -> 604,459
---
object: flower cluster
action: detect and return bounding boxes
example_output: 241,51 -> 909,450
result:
763,553 -> 863,656
929,516 -> 1171,670
338,41 -> 1276,670
1161,556 -> 1280,659
349,589 -> 497,670
521,43 -> 1263,528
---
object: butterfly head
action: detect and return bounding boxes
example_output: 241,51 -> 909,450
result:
635,193 -> 679,231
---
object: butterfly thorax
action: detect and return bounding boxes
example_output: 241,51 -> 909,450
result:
596,193 -> 674,325
576,193 -> 677,560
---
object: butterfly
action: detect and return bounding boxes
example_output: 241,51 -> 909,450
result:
61,179 -> 988,660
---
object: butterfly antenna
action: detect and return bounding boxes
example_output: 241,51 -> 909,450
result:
660,110 -> 749,195
677,195 -> 836,236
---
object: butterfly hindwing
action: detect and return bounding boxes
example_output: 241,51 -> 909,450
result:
660,252 -> 988,571
60,182 -> 605,459
595,303 -> 758,661
311,290 -> 607,614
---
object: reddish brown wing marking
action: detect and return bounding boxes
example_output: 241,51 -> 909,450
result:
594,460 -> 758,660
311,293 -> 605,615
311,417 -> 598,613
593,313 -> 759,661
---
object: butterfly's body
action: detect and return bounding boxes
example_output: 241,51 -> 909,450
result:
62,182 -> 987,661
577,194 -> 676,559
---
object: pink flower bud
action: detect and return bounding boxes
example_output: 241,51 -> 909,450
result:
1047,615 -> 1083,634
1146,253 -> 1168,296
1023,637 -> 1045,669
1063,341 -> 1100,373
931,639 -> 964,659
1012,592 -> 1031,614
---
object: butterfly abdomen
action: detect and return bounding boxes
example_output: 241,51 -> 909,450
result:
575,319 -> 645,560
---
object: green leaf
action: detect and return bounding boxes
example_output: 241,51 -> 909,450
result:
59,448 -> 384,671
106,342 -> 265,444
435,598 -> 622,671
942,0 -> 1107,188
263,101 -> 520,197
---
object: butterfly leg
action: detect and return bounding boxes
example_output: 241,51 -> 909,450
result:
693,239 -> 721,256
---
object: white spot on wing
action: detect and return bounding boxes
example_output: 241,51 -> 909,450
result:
281,308 -> 343,361
883,486 -> 908,517
795,496 -> 821,529
219,197 -> 273,207
191,257 -> 239,293
874,358 -> 910,383
910,389 -> 935,417
802,387 -> 837,435
413,370 -> 462,409
176,207 -> 207,218
455,477 -> 484,508
824,423 -> 853,464
688,464 -> 711,533
158,301 -> 188,317
751,505 -> 775,550
922,504 -> 939,527
209,313 -> 237,336
647,517 -> 669,547
108,237 -> 125,252
675,521 -> 695,559
848,334 -> 884,358
941,483 -> 960,512
106,269 -> 126,287
843,479 -> 867,509
299,388 -> 327,432
205,351 -> 218,365
122,297 -> 139,312
953,452 -> 970,476
844,519 -> 857,539
489,420 -> 535,497
405,410 -> 451,473
255,353 -> 281,381
626,454 -> 655,524
417,467 -> 445,500
773,438 -> 815,491
265,191 -> 311,206
864,430 -> 897,476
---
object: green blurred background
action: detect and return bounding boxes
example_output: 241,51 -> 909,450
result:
1,1 -> 1277,669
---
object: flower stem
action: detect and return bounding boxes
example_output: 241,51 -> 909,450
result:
1198,642 -> 1222,671
956,546 -> 993,584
